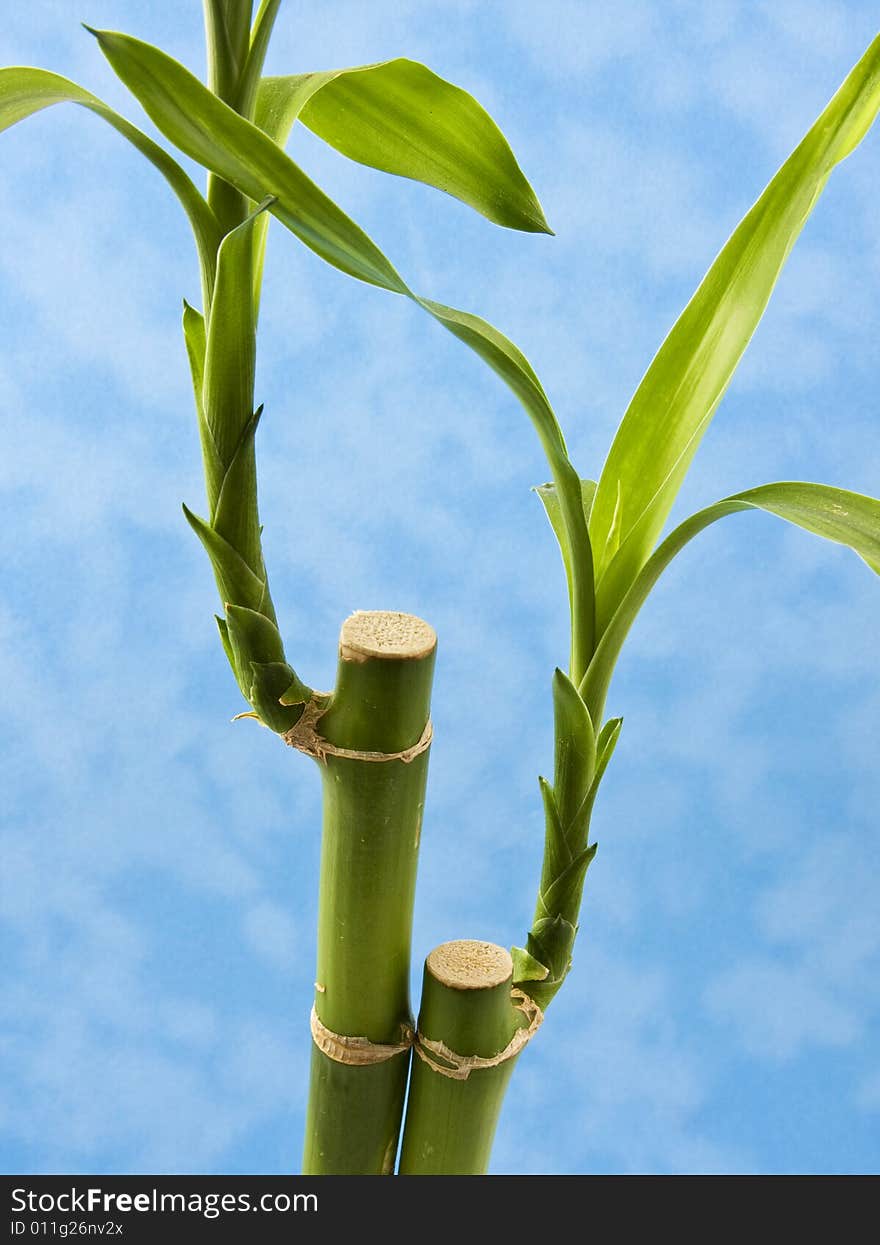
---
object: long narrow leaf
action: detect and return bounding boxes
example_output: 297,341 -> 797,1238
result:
0,66 -> 222,304
419,298 -> 595,674
256,59 -> 551,232
581,482 -> 880,722
589,36 -> 880,631
237,0 -> 283,119
250,43 -> 301,311
90,27 -> 596,674
250,58 -> 550,311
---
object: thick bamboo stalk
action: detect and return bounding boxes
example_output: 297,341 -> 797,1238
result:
302,610 -> 436,1174
398,940 -> 534,1175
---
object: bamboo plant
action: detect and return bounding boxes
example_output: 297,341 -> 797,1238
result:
2,4 -> 879,1176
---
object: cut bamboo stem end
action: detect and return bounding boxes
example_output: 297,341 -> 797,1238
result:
398,940 -> 537,1175
339,610 -> 437,663
302,611 -> 437,1176
427,940 -> 513,992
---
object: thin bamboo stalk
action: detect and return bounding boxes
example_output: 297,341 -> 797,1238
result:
302,611 -> 436,1174
202,0 -> 253,231
398,940 -> 531,1175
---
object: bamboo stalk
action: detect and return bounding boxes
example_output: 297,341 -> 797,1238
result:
202,0 -> 253,231
398,940 -> 532,1175
302,611 -> 437,1175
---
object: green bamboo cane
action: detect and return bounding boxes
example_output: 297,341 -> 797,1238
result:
301,611 -> 436,1174
398,942 -> 536,1175
190,4 -> 438,1172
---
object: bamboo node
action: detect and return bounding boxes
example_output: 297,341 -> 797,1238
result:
310,1007 -> 414,1066
413,989 -> 544,1081
283,697 -> 433,765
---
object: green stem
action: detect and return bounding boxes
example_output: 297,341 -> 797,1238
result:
398,941 -> 526,1175
552,454 -> 595,685
203,0 -> 254,229
184,2 -> 307,727
302,611 -> 437,1175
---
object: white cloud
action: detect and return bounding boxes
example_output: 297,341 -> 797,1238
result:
705,960 -> 860,1060
242,901 -> 300,970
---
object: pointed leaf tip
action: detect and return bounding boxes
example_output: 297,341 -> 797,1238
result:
277,57 -> 553,234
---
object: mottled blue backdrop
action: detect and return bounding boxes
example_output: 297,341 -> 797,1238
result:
1,1 -> 878,1174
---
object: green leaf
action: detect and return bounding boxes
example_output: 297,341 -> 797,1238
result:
222,610 -> 309,733
247,660 -> 306,733
418,296 -> 566,456
211,406 -> 268,585
237,0 -> 283,120
535,477 -> 597,657
536,478 -> 597,548
257,58 -> 551,233
278,671 -> 315,706
182,301 -> 224,513
200,201 -> 273,578
539,842 -> 598,922
581,482 -> 880,721
91,28 -> 596,674
0,65 -> 222,305
254,72 -> 322,146
204,202 -> 270,464
592,717 -> 623,790
224,602 -> 287,667
214,613 -> 237,678
421,299 -> 595,676
526,915 -> 574,981
182,503 -> 268,615
520,914 -> 578,1006
589,35 -> 880,631
90,29 -> 407,291
510,946 -> 550,983
551,668 -> 596,846
538,775 -> 570,892
573,716 -> 623,830
182,300 -> 207,395
223,604 -> 308,732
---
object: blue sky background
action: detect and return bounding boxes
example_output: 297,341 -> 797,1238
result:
1,1 -> 878,1175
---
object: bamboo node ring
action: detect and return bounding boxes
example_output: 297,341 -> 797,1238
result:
309,1007 -> 415,1067
413,989 -> 544,1081
284,697 -> 433,765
